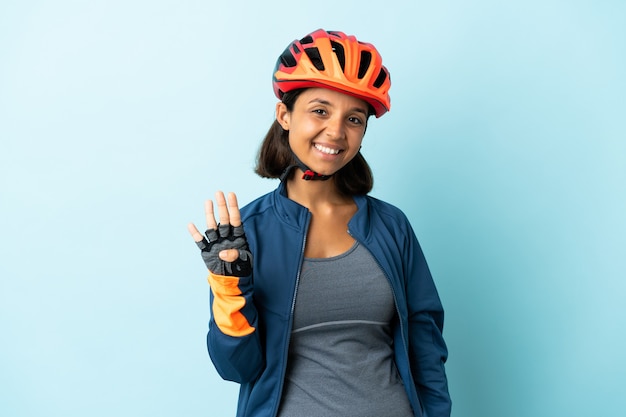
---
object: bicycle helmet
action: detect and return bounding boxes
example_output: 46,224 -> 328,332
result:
273,29 -> 391,118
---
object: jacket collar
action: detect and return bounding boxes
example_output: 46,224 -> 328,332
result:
272,181 -> 371,237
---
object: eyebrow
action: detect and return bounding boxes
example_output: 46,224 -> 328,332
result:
308,98 -> 368,115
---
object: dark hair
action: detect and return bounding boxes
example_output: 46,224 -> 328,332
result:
254,89 -> 374,196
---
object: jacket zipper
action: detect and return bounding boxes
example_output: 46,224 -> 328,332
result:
272,213 -> 310,417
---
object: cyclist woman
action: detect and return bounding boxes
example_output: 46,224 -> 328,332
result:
188,28 -> 451,417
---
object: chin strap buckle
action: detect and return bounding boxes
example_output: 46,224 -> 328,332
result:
302,170 -> 315,180
302,169 -> 331,181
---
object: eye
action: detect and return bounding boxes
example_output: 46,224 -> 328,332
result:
348,116 -> 364,126
312,108 -> 327,115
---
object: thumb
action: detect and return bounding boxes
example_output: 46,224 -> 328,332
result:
218,248 -> 240,263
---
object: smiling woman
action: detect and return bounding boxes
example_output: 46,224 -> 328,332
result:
255,87 -> 375,195
276,88 -> 367,177
187,28 -> 451,417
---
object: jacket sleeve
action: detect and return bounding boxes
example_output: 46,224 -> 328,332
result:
206,271 -> 264,383
405,228 -> 452,417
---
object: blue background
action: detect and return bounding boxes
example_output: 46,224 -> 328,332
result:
1,1 -> 624,416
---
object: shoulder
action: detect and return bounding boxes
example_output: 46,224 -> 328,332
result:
351,194 -> 416,246
362,195 -> 412,226
240,189 -> 276,223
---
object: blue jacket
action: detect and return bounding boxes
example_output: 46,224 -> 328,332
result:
206,182 -> 451,417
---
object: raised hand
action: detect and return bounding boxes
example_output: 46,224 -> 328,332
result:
187,191 -> 253,276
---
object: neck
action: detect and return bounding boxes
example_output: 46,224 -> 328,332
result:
285,169 -> 349,209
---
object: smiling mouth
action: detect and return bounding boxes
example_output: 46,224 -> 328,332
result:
314,143 -> 342,155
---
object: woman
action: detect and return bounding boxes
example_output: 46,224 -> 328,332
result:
188,29 -> 451,417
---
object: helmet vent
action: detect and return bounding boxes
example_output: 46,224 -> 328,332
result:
304,47 -> 325,71
330,41 -> 346,72
300,35 -> 314,45
280,50 -> 297,68
358,51 -> 372,79
373,68 -> 388,88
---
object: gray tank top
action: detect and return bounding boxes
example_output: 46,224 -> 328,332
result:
277,242 -> 414,417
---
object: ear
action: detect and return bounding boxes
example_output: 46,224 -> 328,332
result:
275,102 -> 290,131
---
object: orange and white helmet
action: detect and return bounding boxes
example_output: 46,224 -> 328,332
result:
273,29 -> 391,118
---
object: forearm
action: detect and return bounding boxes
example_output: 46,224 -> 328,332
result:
409,313 -> 451,417
206,272 -> 264,383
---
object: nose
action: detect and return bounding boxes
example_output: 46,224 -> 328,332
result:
324,116 -> 346,140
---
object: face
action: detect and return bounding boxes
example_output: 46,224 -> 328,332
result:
276,88 -> 369,177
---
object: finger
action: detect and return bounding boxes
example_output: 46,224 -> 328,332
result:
227,192 -> 242,227
219,248 -> 240,263
205,228 -> 219,242
215,191 -> 230,226
187,223 -> 205,243
204,199 -> 217,230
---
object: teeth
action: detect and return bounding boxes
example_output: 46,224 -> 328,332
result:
314,144 -> 340,155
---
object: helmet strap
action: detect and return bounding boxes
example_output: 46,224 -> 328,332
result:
280,152 -> 332,182
278,125 -> 333,182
